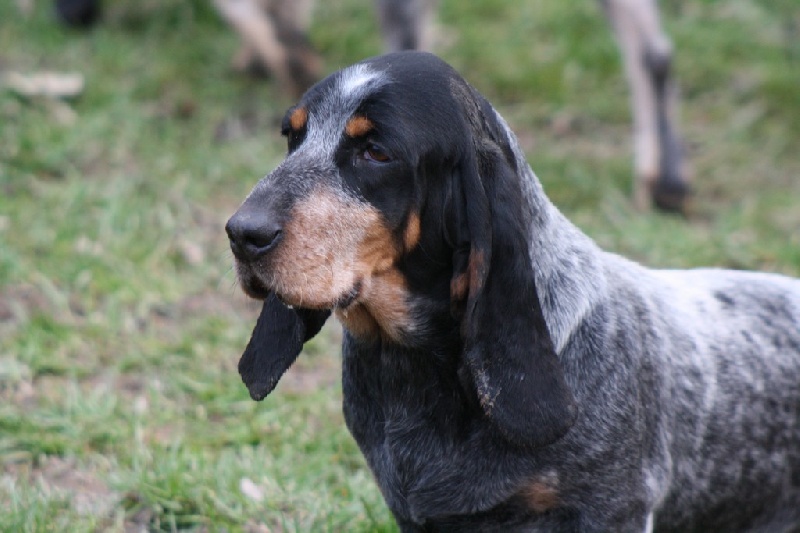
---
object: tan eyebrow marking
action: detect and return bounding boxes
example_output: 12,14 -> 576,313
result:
345,115 -> 374,138
289,107 -> 308,131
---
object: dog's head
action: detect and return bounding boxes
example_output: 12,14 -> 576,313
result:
227,51 -> 576,447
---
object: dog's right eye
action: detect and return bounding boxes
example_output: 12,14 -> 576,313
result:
362,144 -> 392,163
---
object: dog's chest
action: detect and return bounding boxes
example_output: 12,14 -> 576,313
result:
339,336 -> 561,527
341,337 -> 477,498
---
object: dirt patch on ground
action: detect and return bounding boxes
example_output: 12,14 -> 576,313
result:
3,456 -> 119,518
37,457 -> 118,516
0,283 -> 50,325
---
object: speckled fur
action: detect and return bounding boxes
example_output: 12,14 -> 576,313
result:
228,52 -> 800,533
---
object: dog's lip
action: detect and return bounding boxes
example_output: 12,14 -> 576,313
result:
269,279 -> 363,311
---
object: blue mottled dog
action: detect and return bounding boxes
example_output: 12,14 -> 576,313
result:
227,52 -> 800,532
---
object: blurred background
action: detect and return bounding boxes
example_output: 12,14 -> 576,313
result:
1,0 -> 798,530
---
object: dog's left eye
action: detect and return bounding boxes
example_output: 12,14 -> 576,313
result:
363,144 -> 391,163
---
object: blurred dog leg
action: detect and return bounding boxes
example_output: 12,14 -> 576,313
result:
214,0 -> 320,97
603,0 -> 690,212
376,0 -> 437,52
16,0 -> 34,17
266,0 -> 321,95
54,0 -> 101,27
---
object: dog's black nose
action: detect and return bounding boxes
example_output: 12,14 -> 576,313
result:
225,210 -> 283,261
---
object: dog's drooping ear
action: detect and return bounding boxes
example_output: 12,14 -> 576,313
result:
451,89 -> 577,448
238,293 -> 330,401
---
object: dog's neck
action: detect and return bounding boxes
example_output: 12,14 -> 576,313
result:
533,198 -> 607,354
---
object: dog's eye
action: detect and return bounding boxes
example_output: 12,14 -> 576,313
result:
363,144 -> 391,163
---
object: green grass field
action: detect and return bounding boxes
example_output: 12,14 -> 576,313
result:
1,0 -> 798,530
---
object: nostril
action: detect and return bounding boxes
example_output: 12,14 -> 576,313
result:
246,227 -> 282,252
226,214 -> 283,260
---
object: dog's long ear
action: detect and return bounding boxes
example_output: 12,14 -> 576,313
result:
238,293 -> 330,401
450,91 -> 577,448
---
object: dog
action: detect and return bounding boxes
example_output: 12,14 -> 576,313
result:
225,51 -> 800,532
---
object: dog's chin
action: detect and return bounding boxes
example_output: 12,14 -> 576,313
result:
241,276 -> 362,311
238,277 -> 272,301
277,281 -> 362,311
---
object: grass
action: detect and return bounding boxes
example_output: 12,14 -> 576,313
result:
1,0 -> 798,530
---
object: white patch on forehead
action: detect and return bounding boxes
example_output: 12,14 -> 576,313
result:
338,63 -> 387,101
300,63 -> 389,157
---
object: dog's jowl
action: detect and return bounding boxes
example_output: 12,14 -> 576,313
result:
226,51 -> 800,532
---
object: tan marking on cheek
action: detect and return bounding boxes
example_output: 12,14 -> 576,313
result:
403,212 -> 421,252
356,218 -> 399,274
289,106 -> 308,131
261,187 -> 415,340
336,269 -> 413,342
523,473 -> 560,514
265,189 -> 376,308
365,269 -> 411,340
345,115 -> 373,137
